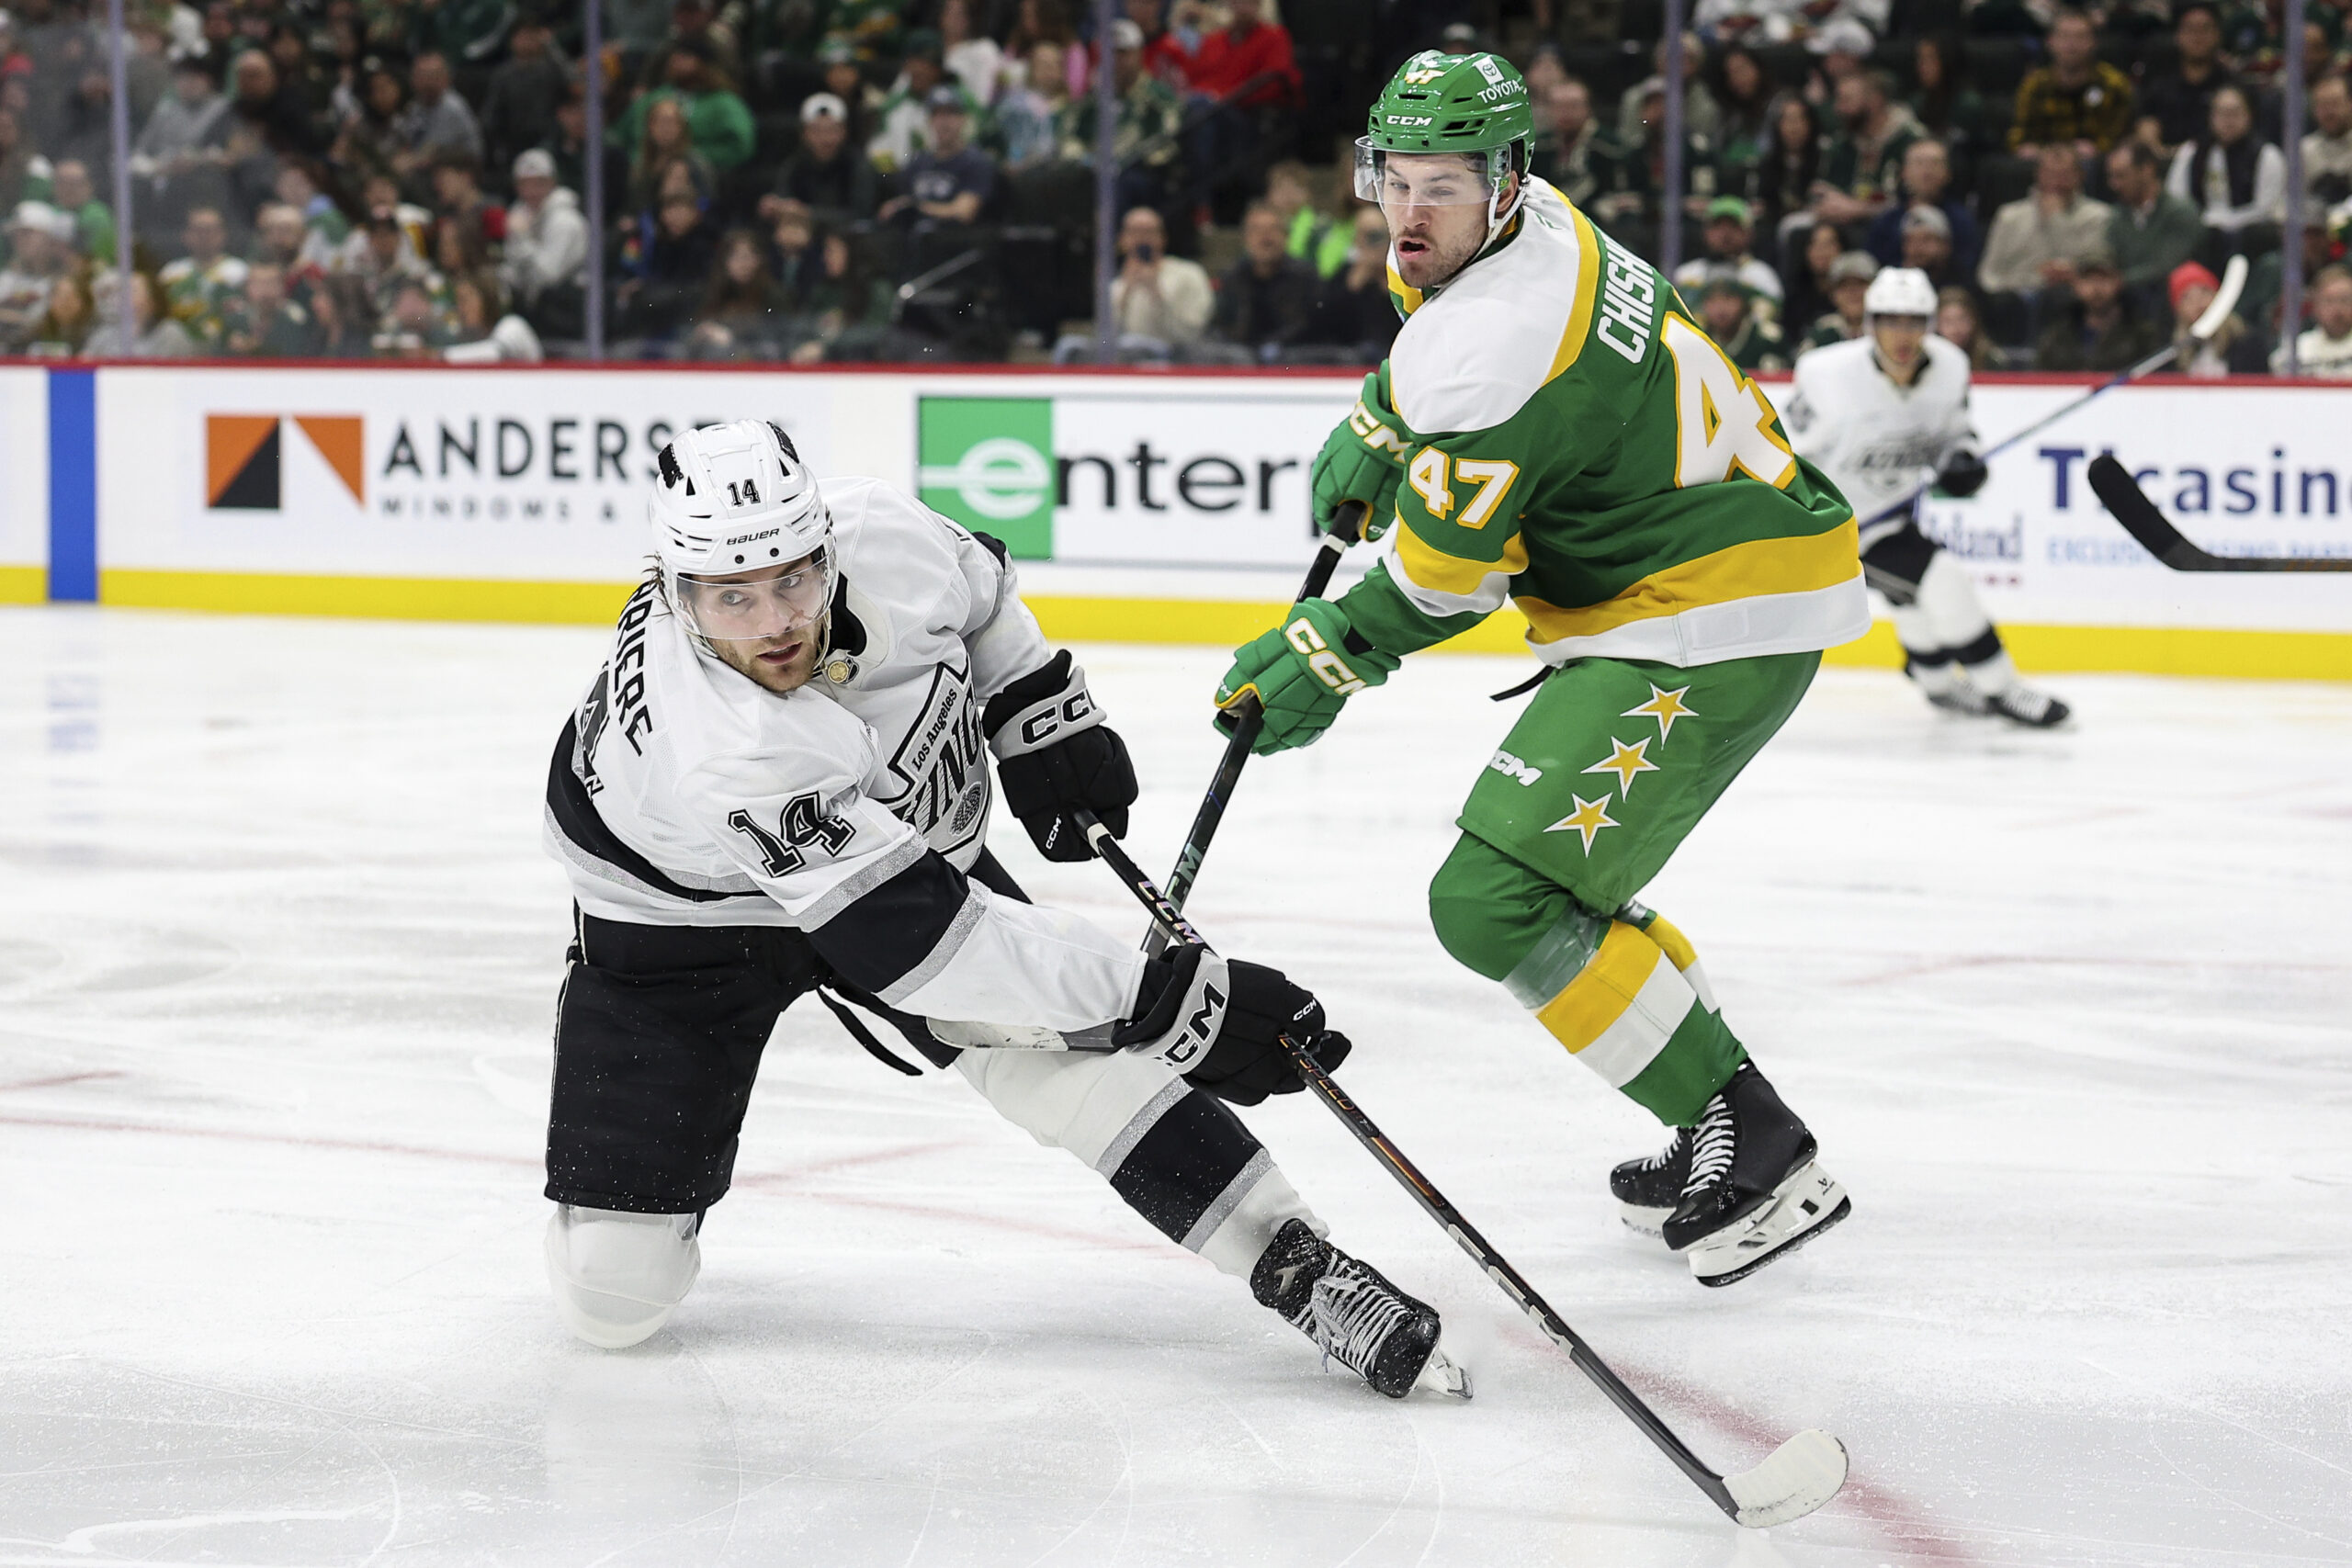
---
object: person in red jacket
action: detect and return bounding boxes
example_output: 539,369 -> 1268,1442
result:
1172,0 -> 1301,221
1182,0 -> 1299,108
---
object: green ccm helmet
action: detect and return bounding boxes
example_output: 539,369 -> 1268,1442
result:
1355,50 -> 1536,224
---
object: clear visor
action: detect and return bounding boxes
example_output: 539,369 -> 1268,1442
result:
1353,140 -> 1497,207
675,553 -> 832,644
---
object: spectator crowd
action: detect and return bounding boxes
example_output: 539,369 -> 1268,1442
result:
0,0 -> 2348,375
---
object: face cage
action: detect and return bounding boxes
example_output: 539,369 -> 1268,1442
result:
665,547 -> 835,652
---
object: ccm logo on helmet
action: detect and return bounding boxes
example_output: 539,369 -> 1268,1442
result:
1018,690 -> 1096,748
1385,114 -> 1435,126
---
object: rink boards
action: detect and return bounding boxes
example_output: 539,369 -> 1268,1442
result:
8,360 -> 2352,678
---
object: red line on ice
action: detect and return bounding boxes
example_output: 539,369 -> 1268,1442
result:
0,1070 -> 128,1093
1487,1314 -> 1987,1562
0,1111 -> 541,1167
1630,1366 -> 1989,1565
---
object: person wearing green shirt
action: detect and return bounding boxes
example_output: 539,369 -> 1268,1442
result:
613,44 -> 756,171
1214,51 -> 1859,1288
1266,161 -> 1353,277
2103,141 -> 2204,302
46,160 -> 116,265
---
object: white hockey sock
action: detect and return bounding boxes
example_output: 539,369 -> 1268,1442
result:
1196,1164 -> 1324,1281
1915,551 -> 1995,653
1959,647 -> 2020,695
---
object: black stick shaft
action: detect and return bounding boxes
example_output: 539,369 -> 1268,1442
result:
1071,809 -> 1744,1524
1160,502 -> 1365,922
1283,1043 -> 1740,1518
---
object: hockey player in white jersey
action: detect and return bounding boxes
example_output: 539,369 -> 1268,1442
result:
1783,268 -> 2070,727
538,419 -> 1456,1400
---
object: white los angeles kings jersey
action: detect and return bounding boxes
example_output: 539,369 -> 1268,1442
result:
544,474 -> 1146,1032
1781,334 -> 1977,544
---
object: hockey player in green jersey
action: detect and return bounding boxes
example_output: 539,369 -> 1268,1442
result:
1216,51 -> 1859,1286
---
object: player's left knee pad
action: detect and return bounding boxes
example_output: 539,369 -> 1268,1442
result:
544,1204 -> 702,1349
955,1046 -> 1316,1279
1428,832 -> 1568,982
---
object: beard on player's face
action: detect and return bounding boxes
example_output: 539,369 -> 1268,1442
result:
1385,165 -> 1512,289
714,615 -> 827,693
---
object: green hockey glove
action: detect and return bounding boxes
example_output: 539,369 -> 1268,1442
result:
1213,598 -> 1400,755
1309,378 -> 1411,540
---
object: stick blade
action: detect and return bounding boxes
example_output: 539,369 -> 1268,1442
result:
1725,1428 -> 1849,1529
2191,253 -> 2249,340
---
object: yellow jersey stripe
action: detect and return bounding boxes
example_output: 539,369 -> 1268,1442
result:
1387,261 -> 1425,316
1517,520 -> 1860,646
1533,921 -> 1662,1052
1544,203 -> 1605,384
1642,910 -> 1700,974
1396,521 -> 1531,598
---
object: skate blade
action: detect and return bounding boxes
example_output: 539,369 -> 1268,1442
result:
1689,1162 -> 1850,1288
1418,1345 -> 1473,1400
1617,1201 -> 1672,1240
1992,697 -> 2071,728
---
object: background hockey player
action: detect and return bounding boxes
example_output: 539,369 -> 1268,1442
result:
1781,266 -> 2071,727
540,419 -> 1453,1399
1214,52 -> 1854,1287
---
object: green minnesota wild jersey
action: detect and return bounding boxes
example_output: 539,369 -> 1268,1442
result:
1352,177 -> 1867,668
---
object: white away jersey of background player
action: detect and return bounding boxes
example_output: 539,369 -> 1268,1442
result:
1781,334 -> 1976,541
543,475 -> 1145,1032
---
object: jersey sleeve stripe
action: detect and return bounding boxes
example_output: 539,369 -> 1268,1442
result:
1543,201 -> 1605,384
807,851 -> 980,998
1521,518 -> 1859,641
1395,518 -> 1530,600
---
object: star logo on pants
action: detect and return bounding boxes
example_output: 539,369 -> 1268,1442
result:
1582,735 -> 1659,796
1623,683 -> 1698,741
1544,793 -> 1620,852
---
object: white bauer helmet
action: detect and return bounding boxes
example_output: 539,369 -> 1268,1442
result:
1862,265 -> 1938,322
650,419 -> 834,652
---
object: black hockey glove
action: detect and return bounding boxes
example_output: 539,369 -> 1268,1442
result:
1113,944 -> 1353,1106
1935,450 -> 1988,499
985,649 -> 1137,862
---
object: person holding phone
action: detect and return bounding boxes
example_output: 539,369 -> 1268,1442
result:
1108,205 -> 1212,354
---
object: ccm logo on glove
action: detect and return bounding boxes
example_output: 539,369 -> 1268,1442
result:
1162,979 -> 1228,1068
1284,615 -> 1372,695
1016,689 -> 1096,749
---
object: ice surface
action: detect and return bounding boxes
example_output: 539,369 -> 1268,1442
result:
3,605 -> 2349,1566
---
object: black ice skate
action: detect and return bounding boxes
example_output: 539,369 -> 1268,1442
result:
1250,1219 -> 1466,1398
1983,684 -> 2071,728
1608,1126 -> 1691,1239
1662,1063 -> 1851,1287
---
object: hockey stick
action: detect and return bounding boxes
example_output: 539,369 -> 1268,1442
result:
1157,501 -> 1366,936
2089,454 -> 2352,571
1072,807 -> 1851,1531
1879,254 -> 2248,517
